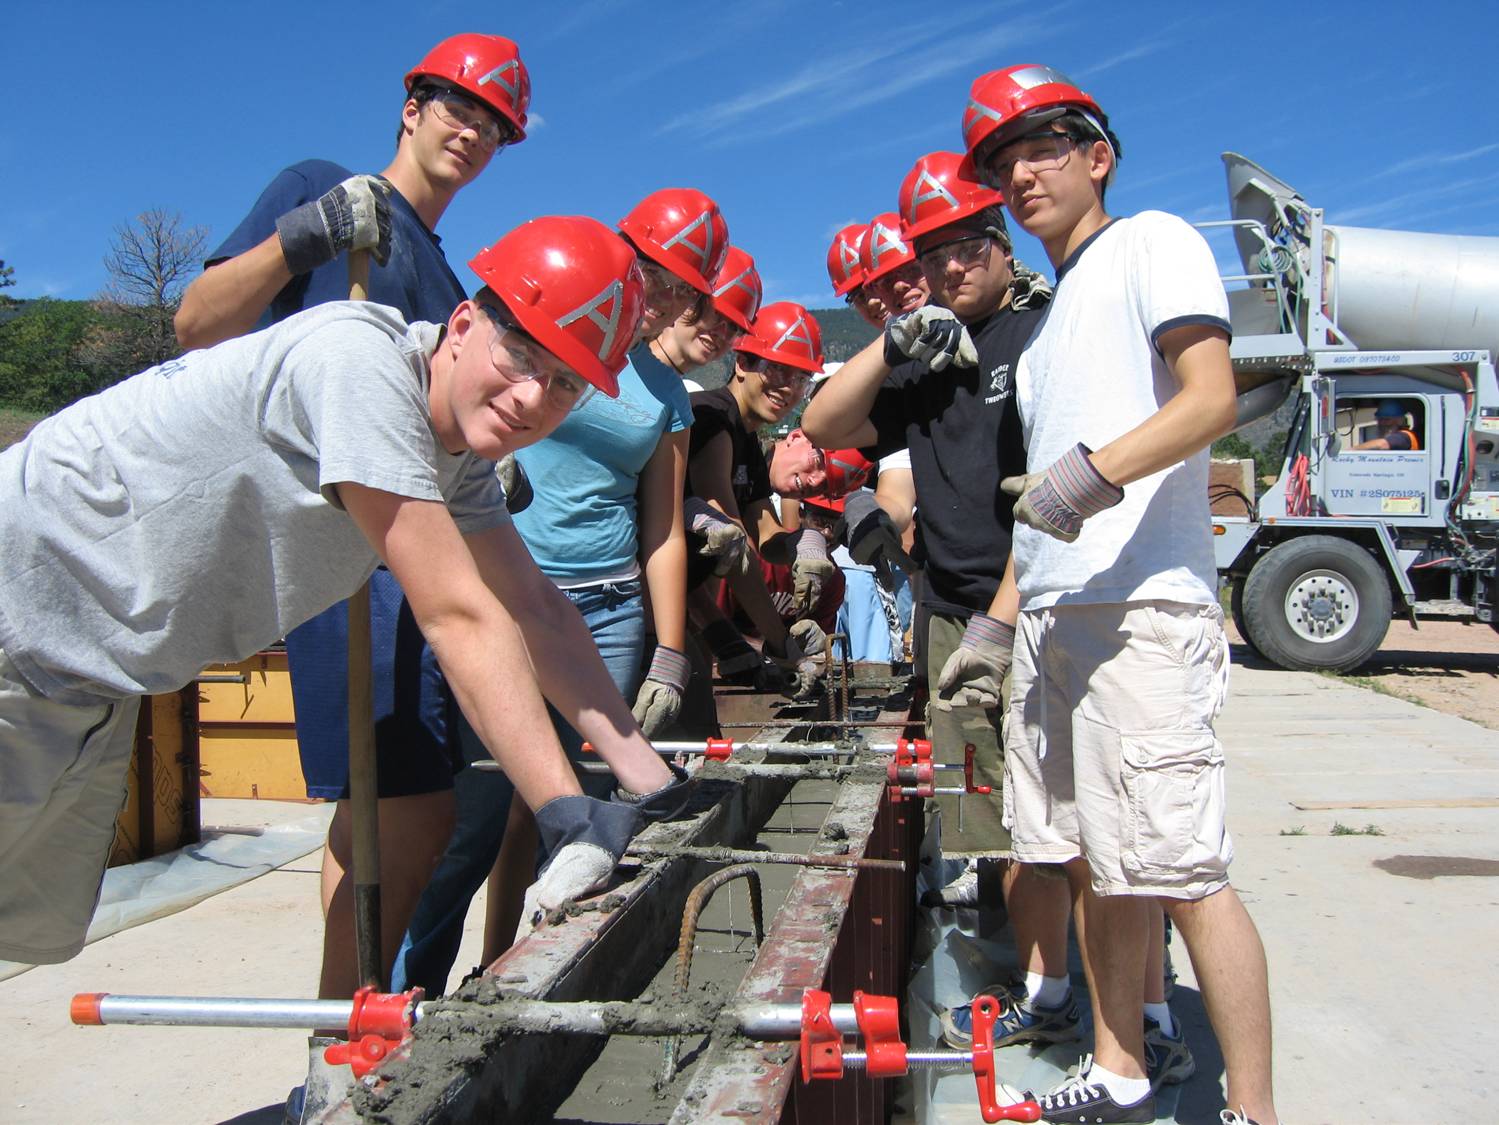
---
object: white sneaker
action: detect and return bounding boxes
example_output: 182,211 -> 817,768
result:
935,860 -> 979,906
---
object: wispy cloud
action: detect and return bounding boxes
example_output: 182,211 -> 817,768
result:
1334,170 -> 1499,225
1073,36 -> 1172,80
1373,142 -> 1499,181
534,0 -> 633,43
656,9 -> 1063,147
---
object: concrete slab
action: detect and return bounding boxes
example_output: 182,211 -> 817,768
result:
4,660 -> 1498,1123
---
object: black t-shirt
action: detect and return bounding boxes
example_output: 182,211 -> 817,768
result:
685,386 -> 772,590
866,304 -> 1044,616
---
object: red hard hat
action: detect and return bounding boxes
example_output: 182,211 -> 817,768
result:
618,189 -> 731,297
859,213 -> 915,284
711,246 -> 763,333
406,34 -> 531,142
898,151 -> 1005,243
961,63 -> 1106,168
803,492 -> 847,515
468,216 -> 644,398
734,301 -> 824,375
826,223 -> 869,297
822,448 -> 875,499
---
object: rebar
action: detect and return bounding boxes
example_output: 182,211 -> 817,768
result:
625,844 -> 905,872
660,864 -> 765,1086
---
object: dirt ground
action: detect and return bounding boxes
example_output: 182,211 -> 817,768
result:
1227,615 -> 1499,728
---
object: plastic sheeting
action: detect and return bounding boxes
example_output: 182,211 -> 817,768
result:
0,806 -> 334,982
900,813 -> 1185,1124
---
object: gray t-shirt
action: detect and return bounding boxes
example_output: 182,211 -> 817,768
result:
0,302 -> 507,706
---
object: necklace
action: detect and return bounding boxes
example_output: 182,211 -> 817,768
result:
650,339 -> 687,375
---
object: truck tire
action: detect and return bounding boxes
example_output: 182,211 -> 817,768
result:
1229,578 -> 1262,656
1241,535 -> 1392,672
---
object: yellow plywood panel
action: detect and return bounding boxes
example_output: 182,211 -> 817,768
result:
199,726 -> 309,800
197,651 -> 296,724
110,689 -> 201,867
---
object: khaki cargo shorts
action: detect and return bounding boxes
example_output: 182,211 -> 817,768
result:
1002,601 -> 1234,900
0,648 -> 139,964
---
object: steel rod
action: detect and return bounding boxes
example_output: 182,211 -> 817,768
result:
625,845 -> 905,872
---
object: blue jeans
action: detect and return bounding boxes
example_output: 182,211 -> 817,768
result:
391,580 -> 644,996
835,567 -> 893,663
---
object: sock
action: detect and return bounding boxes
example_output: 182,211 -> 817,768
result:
1024,971 -> 1069,1008
1083,1059 -> 1151,1105
1144,1001 -> 1174,1036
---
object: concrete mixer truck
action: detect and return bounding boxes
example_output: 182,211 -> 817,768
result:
1204,154 -> 1499,672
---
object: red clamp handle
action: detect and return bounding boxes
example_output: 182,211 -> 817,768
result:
323,986 -> 424,1080
704,737 -> 734,761
963,743 -> 992,796
970,994 -> 1042,1123
853,991 -> 906,1078
799,989 -> 844,1082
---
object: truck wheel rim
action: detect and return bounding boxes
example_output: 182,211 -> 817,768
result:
1284,568 -> 1358,644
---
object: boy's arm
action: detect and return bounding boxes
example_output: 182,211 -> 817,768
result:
799,335 -> 888,449
176,236 -> 296,349
1004,325 -> 1236,542
338,483 -> 672,802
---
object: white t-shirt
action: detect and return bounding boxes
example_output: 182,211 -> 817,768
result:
1013,212 -> 1230,610
0,302 -> 507,706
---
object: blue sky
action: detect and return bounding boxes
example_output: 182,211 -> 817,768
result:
4,1 -> 1497,309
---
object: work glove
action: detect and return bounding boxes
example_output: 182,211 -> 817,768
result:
630,645 -> 691,738
614,760 -> 693,822
516,796 -> 641,942
684,496 -> 749,577
1001,443 -> 1123,544
842,492 -> 917,582
496,453 -> 534,514
789,529 -> 837,616
767,622 -> 825,701
935,613 -> 1015,711
883,306 -> 978,372
275,174 -> 393,277
1009,259 -> 1053,311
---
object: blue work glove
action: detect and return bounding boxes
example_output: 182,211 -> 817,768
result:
1001,443 -> 1124,543
935,613 -> 1015,711
883,306 -> 978,372
516,796 -> 641,941
276,174 -> 393,277
631,645 -> 692,739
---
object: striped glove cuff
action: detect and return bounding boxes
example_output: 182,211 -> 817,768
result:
961,612 -> 1015,656
1048,443 -> 1124,520
644,644 -> 692,692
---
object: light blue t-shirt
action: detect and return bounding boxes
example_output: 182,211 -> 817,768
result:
513,344 -> 692,582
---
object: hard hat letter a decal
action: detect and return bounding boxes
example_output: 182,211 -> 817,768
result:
869,222 -> 906,267
839,242 -> 861,275
907,170 -> 960,224
714,264 -> 756,300
772,314 -> 813,355
477,60 -> 520,97
557,279 -> 626,361
660,211 -> 718,275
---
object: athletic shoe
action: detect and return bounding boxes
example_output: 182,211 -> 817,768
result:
1219,1112 -> 1264,1125
923,859 -> 980,907
1034,1055 -> 1156,1124
1144,1015 -> 1195,1087
940,977 -> 1081,1050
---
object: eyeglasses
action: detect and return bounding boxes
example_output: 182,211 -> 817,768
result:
983,131 -> 1076,187
479,305 -> 595,411
426,88 -> 513,153
640,259 -> 700,307
917,235 -> 993,274
745,355 -> 810,389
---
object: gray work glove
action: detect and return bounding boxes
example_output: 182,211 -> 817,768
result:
516,796 -> 641,942
767,622 -> 825,700
496,454 -> 533,514
703,620 -> 786,692
788,619 -> 828,660
1009,258 -> 1053,311
842,491 -> 917,578
935,613 -> 1015,711
276,174 -> 393,277
630,645 -> 691,738
1001,443 -> 1124,543
684,496 -> 749,577
614,760 -> 693,822
882,306 -> 978,372
789,529 -> 836,616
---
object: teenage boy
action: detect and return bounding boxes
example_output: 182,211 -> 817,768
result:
174,35 -> 529,999
956,64 -> 1280,1125
802,151 -> 1073,1053
0,217 -> 680,971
